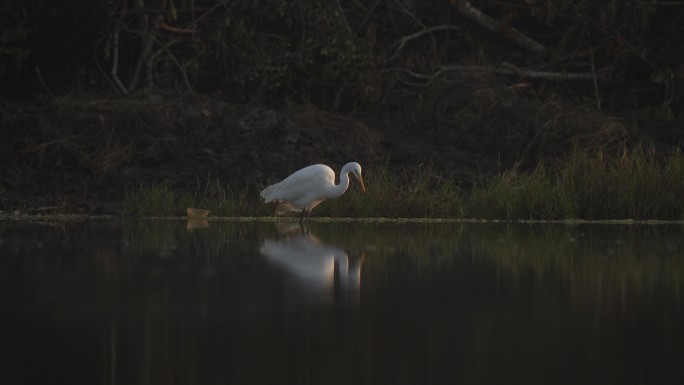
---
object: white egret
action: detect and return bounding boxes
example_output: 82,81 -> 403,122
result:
260,162 -> 366,221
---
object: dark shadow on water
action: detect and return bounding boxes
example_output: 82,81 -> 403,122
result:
1,220 -> 684,384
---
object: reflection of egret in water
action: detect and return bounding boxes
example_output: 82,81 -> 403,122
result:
260,223 -> 364,304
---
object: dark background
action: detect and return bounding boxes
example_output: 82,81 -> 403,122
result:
2,0 -> 684,213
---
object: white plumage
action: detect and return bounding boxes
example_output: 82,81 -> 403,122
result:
260,162 -> 365,220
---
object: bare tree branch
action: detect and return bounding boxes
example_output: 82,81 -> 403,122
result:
485,63 -> 607,81
390,25 -> 462,61
330,0 -> 352,33
100,2 -> 129,94
148,37 -> 195,92
393,0 -> 426,28
392,63 -> 608,87
128,0 -> 155,92
109,26 -> 128,94
158,18 -> 195,34
450,0 -> 548,57
353,0 -> 383,36
590,48 -> 601,110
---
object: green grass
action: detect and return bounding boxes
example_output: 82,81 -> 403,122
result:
122,178 -> 265,217
315,164 -> 466,218
123,182 -> 176,218
122,149 -> 684,220
469,164 -> 576,220
554,148 -> 684,220
466,148 -> 684,220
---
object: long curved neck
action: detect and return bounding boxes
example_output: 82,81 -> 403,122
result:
327,170 -> 351,199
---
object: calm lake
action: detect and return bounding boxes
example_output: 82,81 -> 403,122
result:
1,219 -> 683,384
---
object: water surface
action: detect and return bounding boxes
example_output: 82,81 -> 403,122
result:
1,219 -> 683,384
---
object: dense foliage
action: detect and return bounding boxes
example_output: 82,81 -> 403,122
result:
2,1 -> 682,117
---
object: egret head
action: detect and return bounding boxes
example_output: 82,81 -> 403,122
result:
346,162 -> 366,192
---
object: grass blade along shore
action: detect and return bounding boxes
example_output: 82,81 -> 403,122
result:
123,149 -> 684,221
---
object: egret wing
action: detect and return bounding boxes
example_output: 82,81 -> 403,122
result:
263,165 -> 334,207
260,181 -> 282,201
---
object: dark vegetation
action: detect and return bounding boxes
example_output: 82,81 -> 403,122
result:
1,0 -> 684,218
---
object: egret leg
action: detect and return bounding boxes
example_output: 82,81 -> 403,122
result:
298,209 -> 311,232
299,219 -> 309,233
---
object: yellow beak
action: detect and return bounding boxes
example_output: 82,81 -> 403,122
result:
358,175 -> 366,192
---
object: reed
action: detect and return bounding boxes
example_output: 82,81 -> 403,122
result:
315,163 -> 466,218
175,177 -> 266,217
556,148 -> 684,220
122,149 -> 684,220
122,179 -> 264,217
122,182 -> 175,217
468,164 -> 576,220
